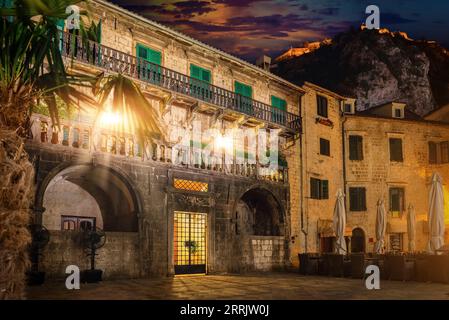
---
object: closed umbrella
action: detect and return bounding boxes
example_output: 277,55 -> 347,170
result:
333,189 -> 347,254
428,173 -> 445,252
374,199 -> 387,254
407,204 -> 416,252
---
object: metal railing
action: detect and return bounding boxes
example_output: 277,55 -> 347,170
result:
30,114 -> 289,184
60,32 -> 301,132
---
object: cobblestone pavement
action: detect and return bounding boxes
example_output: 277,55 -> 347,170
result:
27,272 -> 449,300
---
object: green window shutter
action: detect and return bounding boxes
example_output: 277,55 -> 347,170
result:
271,96 -> 286,111
56,18 -> 65,30
235,81 -> 252,98
190,64 -> 211,83
321,180 -> 329,199
201,69 -> 211,83
136,43 -> 161,65
97,19 -> 102,44
190,64 -> 201,80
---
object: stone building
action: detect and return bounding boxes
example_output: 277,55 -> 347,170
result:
28,0 -> 304,279
297,95 -> 449,257
27,0 -> 449,279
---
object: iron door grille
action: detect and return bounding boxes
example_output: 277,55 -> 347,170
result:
174,212 -> 207,274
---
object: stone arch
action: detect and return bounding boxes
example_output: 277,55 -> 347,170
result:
234,186 -> 285,237
35,162 -> 143,232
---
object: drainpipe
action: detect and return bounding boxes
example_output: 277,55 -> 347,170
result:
341,112 -> 347,205
299,94 -> 308,252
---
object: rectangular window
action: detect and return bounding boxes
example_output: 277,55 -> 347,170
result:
441,142 -> 449,164
310,178 -> 329,200
271,95 -> 287,124
429,142 -> 437,164
349,187 -> 366,211
320,138 -> 330,156
317,95 -> 328,118
174,179 -> 208,192
389,233 -> 403,252
349,135 -> 363,160
344,103 -> 353,113
190,64 -> 211,83
136,43 -> 162,83
389,138 -> 403,162
235,81 -> 253,116
389,188 -> 405,218
61,215 -> 96,231
190,64 -> 212,101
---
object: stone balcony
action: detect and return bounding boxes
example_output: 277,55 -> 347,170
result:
59,32 -> 301,135
29,114 -> 289,184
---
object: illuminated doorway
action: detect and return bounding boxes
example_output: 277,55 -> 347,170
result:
174,212 -> 207,275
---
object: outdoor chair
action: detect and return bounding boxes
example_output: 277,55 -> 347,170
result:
328,254 -> 351,277
318,254 -> 330,276
428,255 -> 449,283
414,254 -> 430,282
387,255 -> 414,281
350,253 -> 366,279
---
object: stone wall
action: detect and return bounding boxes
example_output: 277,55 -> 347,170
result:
249,236 -> 285,271
40,231 -> 140,279
344,116 -> 449,252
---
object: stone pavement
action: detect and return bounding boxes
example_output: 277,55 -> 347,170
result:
27,272 -> 449,300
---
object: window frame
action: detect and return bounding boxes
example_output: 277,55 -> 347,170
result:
317,95 -> 328,118
349,135 -> 364,161
389,187 -> 405,218
349,187 -> 367,212
310,178 -> 329,200
389,137 -> 404,162
319,138 -> 330,156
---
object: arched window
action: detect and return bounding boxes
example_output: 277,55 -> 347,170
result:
62,126 -> 69,146
82,129 -> 90,149
100,134 -> 107,152
40,121 -> 48,143
72,128 -> 80,148
119,137 -> 126,155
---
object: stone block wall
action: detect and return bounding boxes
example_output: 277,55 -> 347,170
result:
40,231 -> 140,279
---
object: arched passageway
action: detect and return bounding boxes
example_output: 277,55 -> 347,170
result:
351,228 -> 366,253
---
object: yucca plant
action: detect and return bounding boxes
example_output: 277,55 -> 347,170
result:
0,0 -> 165,299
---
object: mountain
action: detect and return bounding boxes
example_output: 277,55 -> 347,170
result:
272,27 -> 449,116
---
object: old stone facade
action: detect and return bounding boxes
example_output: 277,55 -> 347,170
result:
28,0 -> 302,279
28,0 -> 449,278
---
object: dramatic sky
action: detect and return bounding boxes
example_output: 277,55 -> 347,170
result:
110,0 -> 449,62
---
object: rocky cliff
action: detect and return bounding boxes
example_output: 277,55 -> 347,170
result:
272,27 -> 449,116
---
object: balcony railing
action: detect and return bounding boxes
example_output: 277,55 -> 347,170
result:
59,32 -> 301,132
30,114 -> 289,184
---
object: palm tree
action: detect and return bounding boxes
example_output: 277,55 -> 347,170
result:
0,0 -> 164,299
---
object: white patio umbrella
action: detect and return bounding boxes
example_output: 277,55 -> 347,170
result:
428,173 -> 445,252
333,189 -> 347,254
407,204 -> 416,252
374,199 -> 387,254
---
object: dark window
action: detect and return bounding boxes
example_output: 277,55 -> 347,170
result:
61,215 -> 96,231
349,135 -> 363,160
389,138 -> 403,162
394,108 -> 402,118
429,142 -> 437,164
317,95 -> 328,118
344,103 -> 353,113
441,142 -> 449,164
320,138 -> 330,156
310,178 -> 329,200
349,187 -> 366,211
389,188 -> 405,218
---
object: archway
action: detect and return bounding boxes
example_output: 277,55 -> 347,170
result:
235,188 -> 284,237
37,164 -> 142,279
41,164 -> 139,232
233,188 -> 285,272
351,228 -> 366,253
